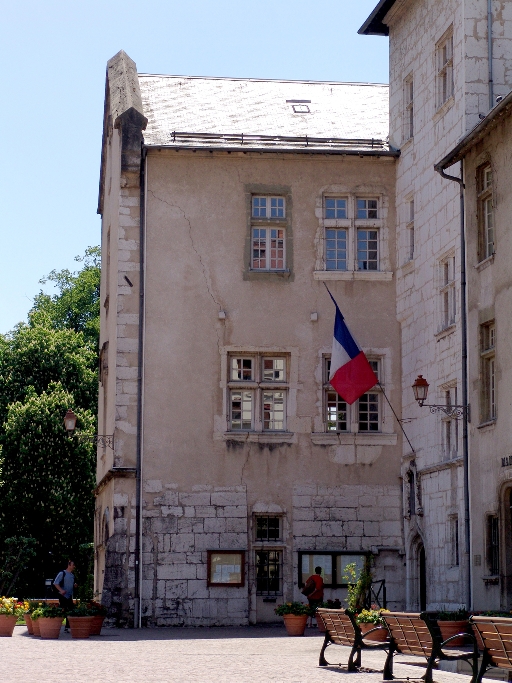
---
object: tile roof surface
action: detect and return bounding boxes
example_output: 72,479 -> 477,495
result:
138,75 -> 391,153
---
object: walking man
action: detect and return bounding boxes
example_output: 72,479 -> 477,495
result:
54,559 -> 77,629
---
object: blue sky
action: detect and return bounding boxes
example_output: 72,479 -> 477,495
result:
1,0 -> 388,334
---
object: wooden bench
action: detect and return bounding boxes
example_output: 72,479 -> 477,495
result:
470,616 -> 512,683
382,612 -> 479,683
316,608 -> 390,671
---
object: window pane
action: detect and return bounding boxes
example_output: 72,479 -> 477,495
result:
326,390 -> 348,431
325,198 -> 347,219
270,197 -> 285,218
325,228 -> 347,270
357,229 -> 378,271
255,516 -> 281,541
252,196 -> 267,218
359,393 -> 379,431
231,357 -> 253,381
262,358 -> 286,382
230,390 -> 253,430
256,550 -> 282,594
252,228 -> 267,269
357,198 -> 378,219
301,554 -> 333,585
269,229 -> 285,269
263,391 -> 285,430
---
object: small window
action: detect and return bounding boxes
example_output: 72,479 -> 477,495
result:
436,30 -> 454,108
262,391 -> 285,431
357,229 -> 379,271
230,357 -> 254,381
255,516 -> 281,542
481,322 -> 496,422
486,515 -> 499,576
404,74 -> 414,141
356,198 -> 379,219
478,164 -> 494,261
256,550 -> 282,595
440,255 -> 456,329
325,229 -> 347,271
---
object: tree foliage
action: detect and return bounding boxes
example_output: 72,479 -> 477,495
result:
0,247 -> 100,596
28,246 -> 100,348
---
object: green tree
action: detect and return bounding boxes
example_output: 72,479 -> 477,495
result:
28,246 -> 100,348
0,383 -> 95,595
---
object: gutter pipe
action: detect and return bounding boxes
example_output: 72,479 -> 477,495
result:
134,145 -> 147,628
434,162 -> 471,611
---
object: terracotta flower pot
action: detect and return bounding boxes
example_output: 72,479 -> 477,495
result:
438,620 -> 470,647
24,614 -> 34,635
39,616 -> 63,639
0,615 -> 18,637
89,615 -> 105,636
32,618 -> 41,637
68,616 -> 94,639
359,622 -> 389,642
283,614 -> 308,636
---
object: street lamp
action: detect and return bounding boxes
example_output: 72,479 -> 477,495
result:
411,375 -> 468,419
63,409 -> 115,450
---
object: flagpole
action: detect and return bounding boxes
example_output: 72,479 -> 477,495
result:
323,281 -> 415,454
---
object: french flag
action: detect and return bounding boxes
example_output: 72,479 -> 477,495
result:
329,296 -> 378,405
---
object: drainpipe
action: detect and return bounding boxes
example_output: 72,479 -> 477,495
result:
435,162 -> 471,610
134,145 -> 147,628
488,0 -> 494,110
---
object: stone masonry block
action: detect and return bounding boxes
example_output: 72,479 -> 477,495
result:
293,508 -> 315,521
171,533 -> 195,552
293,485 -> 317,495
194,533 -> 220,550
165,580 -> 188,599
344,521 -> 364,536
379,521 -> 402,537
333,496 -> 359,508
151,517 -> 178,534
294,521 -> 322,536
364,521 -> 380,536
226,518 -> 247,533
330,508 -> 357,521
157,563 -> 196,580
204,517 -> 227,533
321,521 -> 341,536
162,506 -> 184,517
187,579 -> 209,599
314,508 -> 330,521
292,496 -> 311,508
357,507 -> 379,521
153,491 -> 179,506
194,506 -> 217,518
210,492 -> 246,506
217,506 -> 246,518
219,533 -> 246,548
179,492 -> 211,506
178,518 -> 203,533
113,493 -> 128,506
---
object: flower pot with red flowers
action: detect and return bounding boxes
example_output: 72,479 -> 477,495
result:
87,601 -> 108,635
67,603 -> 95,639
0,597 -> 28,637
274,602 -> 311,636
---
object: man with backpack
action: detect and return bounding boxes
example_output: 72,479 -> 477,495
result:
54,559 -> 77,629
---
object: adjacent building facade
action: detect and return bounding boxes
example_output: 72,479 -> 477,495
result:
96,52 -> 404,626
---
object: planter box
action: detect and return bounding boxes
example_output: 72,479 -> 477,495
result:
0,615 -> 18,637
39,617 -> 63,639
89,615 -> 105,636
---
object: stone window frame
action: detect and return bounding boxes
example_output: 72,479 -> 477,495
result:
480,321 -> 496,424
243,184 -> 293,282
322,355 -> 382,434
403,73 -> 414,143
439,380 -> 459,460
435,27 -> 454,111
405,195 -> 415,263
314,186 -> 392,282
254,514 -> 283,543
477,163 -> 495,262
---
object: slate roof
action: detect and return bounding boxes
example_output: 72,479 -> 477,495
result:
138,74 -> 393,154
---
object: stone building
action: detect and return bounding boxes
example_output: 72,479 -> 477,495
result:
436,92 -> 512,610
360,0 -> 512,610
96,51 -> 404,626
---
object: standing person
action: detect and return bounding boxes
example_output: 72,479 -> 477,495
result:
303,566 -> 324,626
54,559 -> 77,630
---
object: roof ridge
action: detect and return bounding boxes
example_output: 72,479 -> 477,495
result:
137,73 -> 389,87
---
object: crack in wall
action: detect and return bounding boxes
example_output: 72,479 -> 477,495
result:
148,189 -> 223,351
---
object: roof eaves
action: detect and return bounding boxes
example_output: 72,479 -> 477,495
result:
358,0 -> 397,36
435,91 -> 512,171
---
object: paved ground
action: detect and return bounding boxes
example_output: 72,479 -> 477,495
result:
1,624 -> 489,683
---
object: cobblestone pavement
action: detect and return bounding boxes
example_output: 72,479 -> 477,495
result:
1,624 -> 484,683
